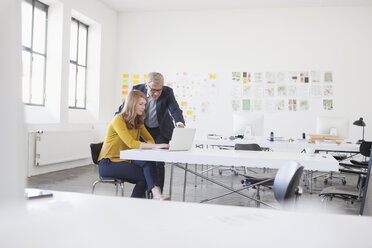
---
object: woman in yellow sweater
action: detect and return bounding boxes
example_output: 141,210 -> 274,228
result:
98,90 -> 169,199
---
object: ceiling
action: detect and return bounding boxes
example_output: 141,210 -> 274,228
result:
99,0 -> 372,12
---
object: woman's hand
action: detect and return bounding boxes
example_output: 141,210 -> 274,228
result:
156,143 -> 170,149
140,142 -> 169,149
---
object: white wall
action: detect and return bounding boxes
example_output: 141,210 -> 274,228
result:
0,0 -> 26,202
117,6 -> 372,141
24,0 -> 117,175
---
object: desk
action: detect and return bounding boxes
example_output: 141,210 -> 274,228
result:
1,190 -> 371,248
194,138 -> 360,153
120,148 -> 338,172
120,149 -> 338,203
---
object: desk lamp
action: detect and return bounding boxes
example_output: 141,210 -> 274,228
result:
353,117 -> 366,144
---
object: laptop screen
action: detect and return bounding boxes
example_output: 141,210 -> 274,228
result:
169,128 -> 196,151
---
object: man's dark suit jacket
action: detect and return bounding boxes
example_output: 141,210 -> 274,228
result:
115,84 -> 185,141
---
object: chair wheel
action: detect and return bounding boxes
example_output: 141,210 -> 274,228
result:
219,169 -> 222,175
324,179 -> 328,184
342,180 -> 347,185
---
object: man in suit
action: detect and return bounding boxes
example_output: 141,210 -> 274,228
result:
116,72 -> 185,192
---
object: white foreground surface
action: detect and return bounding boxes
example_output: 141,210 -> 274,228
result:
0,190 -> 371,248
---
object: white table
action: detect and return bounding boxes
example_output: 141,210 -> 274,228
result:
194,137 -> 360,153
120,148 -> 338,172
120,148 -> 338,204
1,190 -> 371,248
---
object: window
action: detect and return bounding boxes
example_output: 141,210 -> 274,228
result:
21,0 -> 48,105
69,18 -> 88,109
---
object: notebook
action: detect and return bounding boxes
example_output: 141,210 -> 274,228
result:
168,128 -> 196,151
24,188 -> 53,199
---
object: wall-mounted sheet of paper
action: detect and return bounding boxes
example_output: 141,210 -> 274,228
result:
254,72 -> 264,83
265,72 -> 276,84
265,86 -> 275,97
299,72 -> 309,83
265,99 -> 276,112
300,100 -> 309,111
323,99 -> 333,110
232,100 -> 240,111
277,85 -> 287,96
254,99 -> 263,111
242,99 -> 251,111
288,99 -> 297,111
289,72 -> 299,83
297,84 -> 310,97
310,71 -> 321,83
311,85 -> 322,97
323,85 -> 333,97
324,72 -> 333,83
253,85 -> 264,97
276,99 -> 285,111
277,72 -> 286,83
288,85 -> 297,97
242,85 -> 252,97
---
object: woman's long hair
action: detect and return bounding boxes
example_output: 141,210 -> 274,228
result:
120,90 -> 147,129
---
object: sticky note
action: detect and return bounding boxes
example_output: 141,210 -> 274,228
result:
122,85 -> 128,89
209,74 -> 216,79
133,74 -> 139,79
123,74 -> 129,78
123,79 -> 129,84
122,90 -> 128,95
186,110 -> 193,115
181,101 -> 187,106
133,80 -> 139,85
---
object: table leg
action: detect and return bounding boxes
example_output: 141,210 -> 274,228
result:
169,162 -> 175,198
173,163 -> 276,208
194,164 -> 197,188
183,163 -> 188,202
201,164 -> 204,182
309,170 -> 313,194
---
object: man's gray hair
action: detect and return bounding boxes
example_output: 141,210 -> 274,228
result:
147,72 -> 164,85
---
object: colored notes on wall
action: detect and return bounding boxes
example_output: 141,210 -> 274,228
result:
121,73 -> 147,102
120,72 -> 218,126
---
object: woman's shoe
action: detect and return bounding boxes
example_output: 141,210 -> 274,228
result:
153,195 -> 171,201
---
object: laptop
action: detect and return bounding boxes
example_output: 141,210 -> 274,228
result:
167,128 -> 196,151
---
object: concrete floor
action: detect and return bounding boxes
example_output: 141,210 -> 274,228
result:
27,163 -> 362,215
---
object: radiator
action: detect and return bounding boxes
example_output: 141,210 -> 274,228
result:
33,130 -> 93,166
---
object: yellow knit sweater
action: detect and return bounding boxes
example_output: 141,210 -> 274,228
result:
98,115 -> 154,162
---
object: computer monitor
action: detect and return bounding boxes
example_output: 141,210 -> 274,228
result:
233,113 -> 264,136
316,116 -> 349,139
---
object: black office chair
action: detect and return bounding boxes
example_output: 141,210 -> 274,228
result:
319,141 -> 372,205
344,141 -> 371,168
236,143 -> 276,207
90,142 -> 126,196
218,143 -> 272,176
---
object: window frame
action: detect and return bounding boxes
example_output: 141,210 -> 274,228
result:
22,0 -> 48,106
69,17 -> 89,110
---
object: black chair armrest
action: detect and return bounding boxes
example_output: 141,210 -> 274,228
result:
339,162 -> 368,170
339,169 -> 367,176
350,159 -> 369,166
